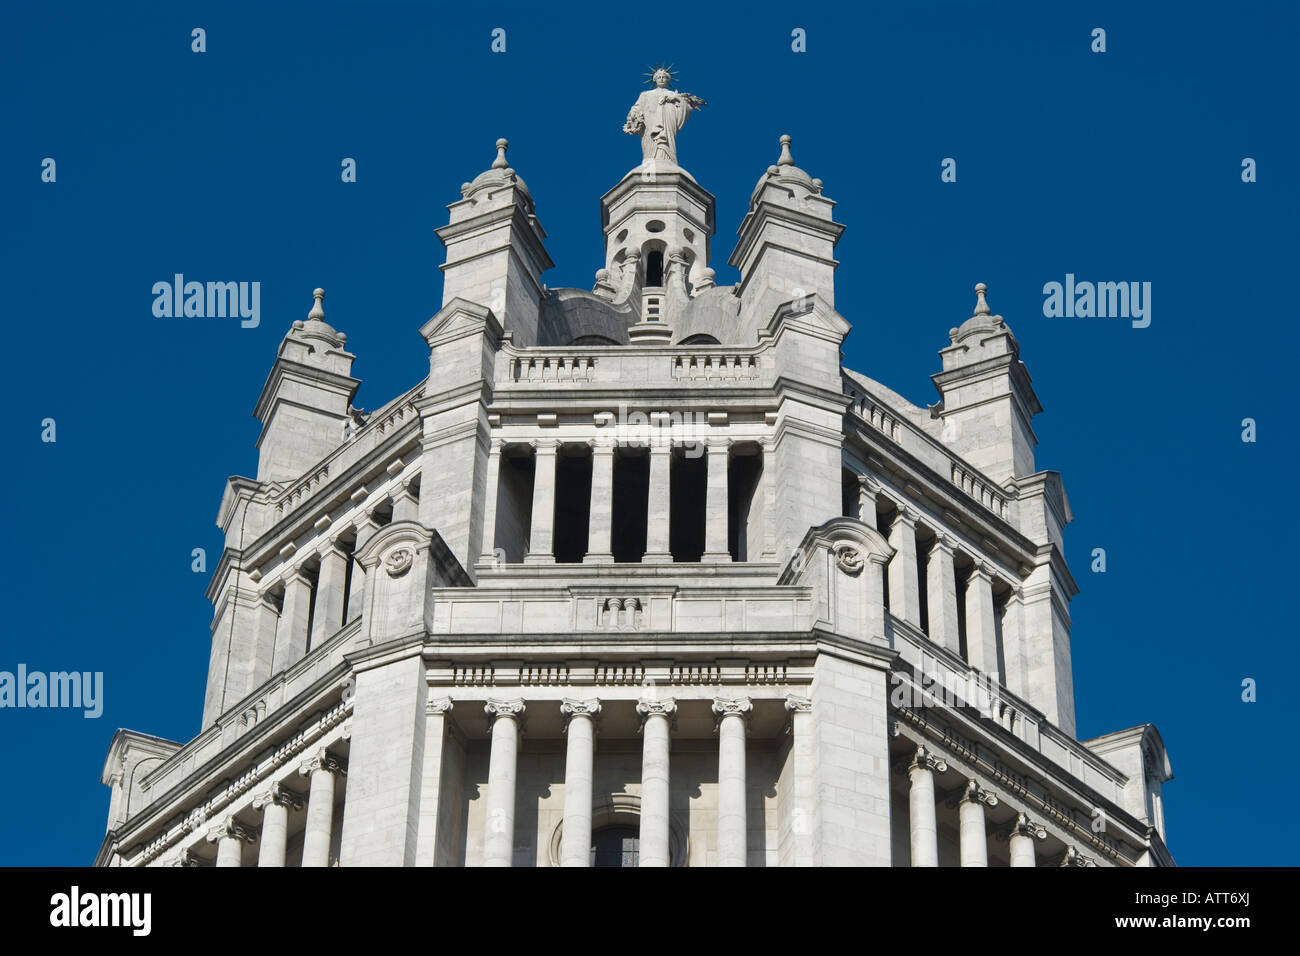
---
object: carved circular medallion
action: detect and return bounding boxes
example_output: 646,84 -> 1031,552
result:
384,547 -> 414,577
834,545 -> 864,576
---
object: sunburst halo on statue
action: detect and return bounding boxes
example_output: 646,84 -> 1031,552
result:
643,63 -> 677,85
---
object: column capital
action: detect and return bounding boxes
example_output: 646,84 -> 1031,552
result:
529,438 -> 561,453
908,744 -> 948,775
560,697 -> 602,722
587,436 -> 617,454
929,532 -> 956,556
1053,845 -> 1098,867
170,849 -> 201,867
712,695 -> 754,730
967,559 -> 993,582
636,696 -> 678,729
998,812 -> 1047,842
946,777 -> 998,809
299,748 -> 347,778
705,437 -> 732,453
487,437 -> 505,455
426,695 -> 454,716
205,817 -> 257,845
484,698 -> 526,730
890,506 -> 919,530
253,782 -> 305,813
783,693 -> 812,715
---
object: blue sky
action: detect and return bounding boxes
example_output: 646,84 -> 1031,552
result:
2,1 -> 1295,865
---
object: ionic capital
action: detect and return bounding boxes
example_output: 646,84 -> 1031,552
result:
1054,845 -> 1098,868
712,695 -> 754,730
426,695 -> 454,716
946,777 -> 997,809
560,698 -> 602,724
205,817 -> 257,845
252,782 -> 305,813
636,696 -> 678,729
783,693 -> 812,715
908,744 -> 948,776
929,532 -> 955,557
484,698 -> 526,730
299,748 -> 346,779
998,812 -> 1047,841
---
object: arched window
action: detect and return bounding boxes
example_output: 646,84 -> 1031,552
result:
679,333 -> 721,345
571,334 -> 620,346
645,250 -> 664,287
590,825 -> 639,867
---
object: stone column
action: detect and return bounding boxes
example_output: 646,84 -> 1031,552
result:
964,561 -> 1000,678
272,568 -> 314,672
644,444 -> 673,563
559,698 -> 602,867
526,441 -> 559,563
713,696 -> 753,867
310,543 -> 350,648
483,699 -> 526,867
299,749 -> 345,867
950,778 -> 997,867
585,440 -> 615,563
781,694 -> 816,867
926,533 -> 960,652
478,440 -> 504,564
907,745 -> 947,867
888,507 -> 922,627
702,439 -> 731,562
206,817 -> 255,868
253,783 -> 304,868
636,696 -> 677,866
347,518 -> 378,622
1007,813 -> 1046,867
393,477 -> 420,523
856,475 -> 879,530
760,438 -> 777,559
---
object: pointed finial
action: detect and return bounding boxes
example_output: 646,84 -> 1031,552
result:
492,138 -> 509,169
309,287 -> 326,322
974,282 -> 990,316
778,134 -> 795,166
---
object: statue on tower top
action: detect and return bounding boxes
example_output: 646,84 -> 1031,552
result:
623,66 -> 705,166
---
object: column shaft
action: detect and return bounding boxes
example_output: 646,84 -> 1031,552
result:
272,571 -> 313,672
926,537 -> 960,652
702,442 -> 731,561
637,698 -> 676,866
479,442 -> 503,563
959,799 -> 989,867
560,700 -> 600,866
585,444 -> 615,563
1009,832 -> 1037,867
310,546 -> 349,648
258,801 -> 289,867
907,746 -> 945,867
483,701 -> 524,866
526,443 -> 558,563
888,512 -> 922,626
965,564 -> 1000,678
300,757 -> 339,867
644,445 -> 672,562
714,697 -> 752,867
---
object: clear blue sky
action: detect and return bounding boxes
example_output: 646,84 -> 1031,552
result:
2,1 -> 1295,865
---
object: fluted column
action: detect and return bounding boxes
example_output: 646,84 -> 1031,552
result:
1007,812 -> 1046,867
907,745 -> 947,867
310,543 -> 349,648
713,696 -> 753,867
856,476 -> 879,529
950,778 -> 997,867
964,561 -> 1000,678
636,696 -> 677,866
298,749 -> 345,867
644,444 -> 673,563
585,440 -> 615,563
526,441 -> 559,563
926,533 -> 960,652
479,440 -> 504,564
483,699 -> 526,866
888,508 -> 922,626
206,817 -> 255,868
272,568 -> 314,671
702,439 -> 731,562
559,698 -> 602,867
253,782 -> 304,867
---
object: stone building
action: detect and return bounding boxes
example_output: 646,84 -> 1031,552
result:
96,75 -> 1174,868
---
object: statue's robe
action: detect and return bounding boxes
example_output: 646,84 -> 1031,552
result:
625,87 -> 699,164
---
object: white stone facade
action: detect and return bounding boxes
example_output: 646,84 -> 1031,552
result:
96,92 -> 1174,868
